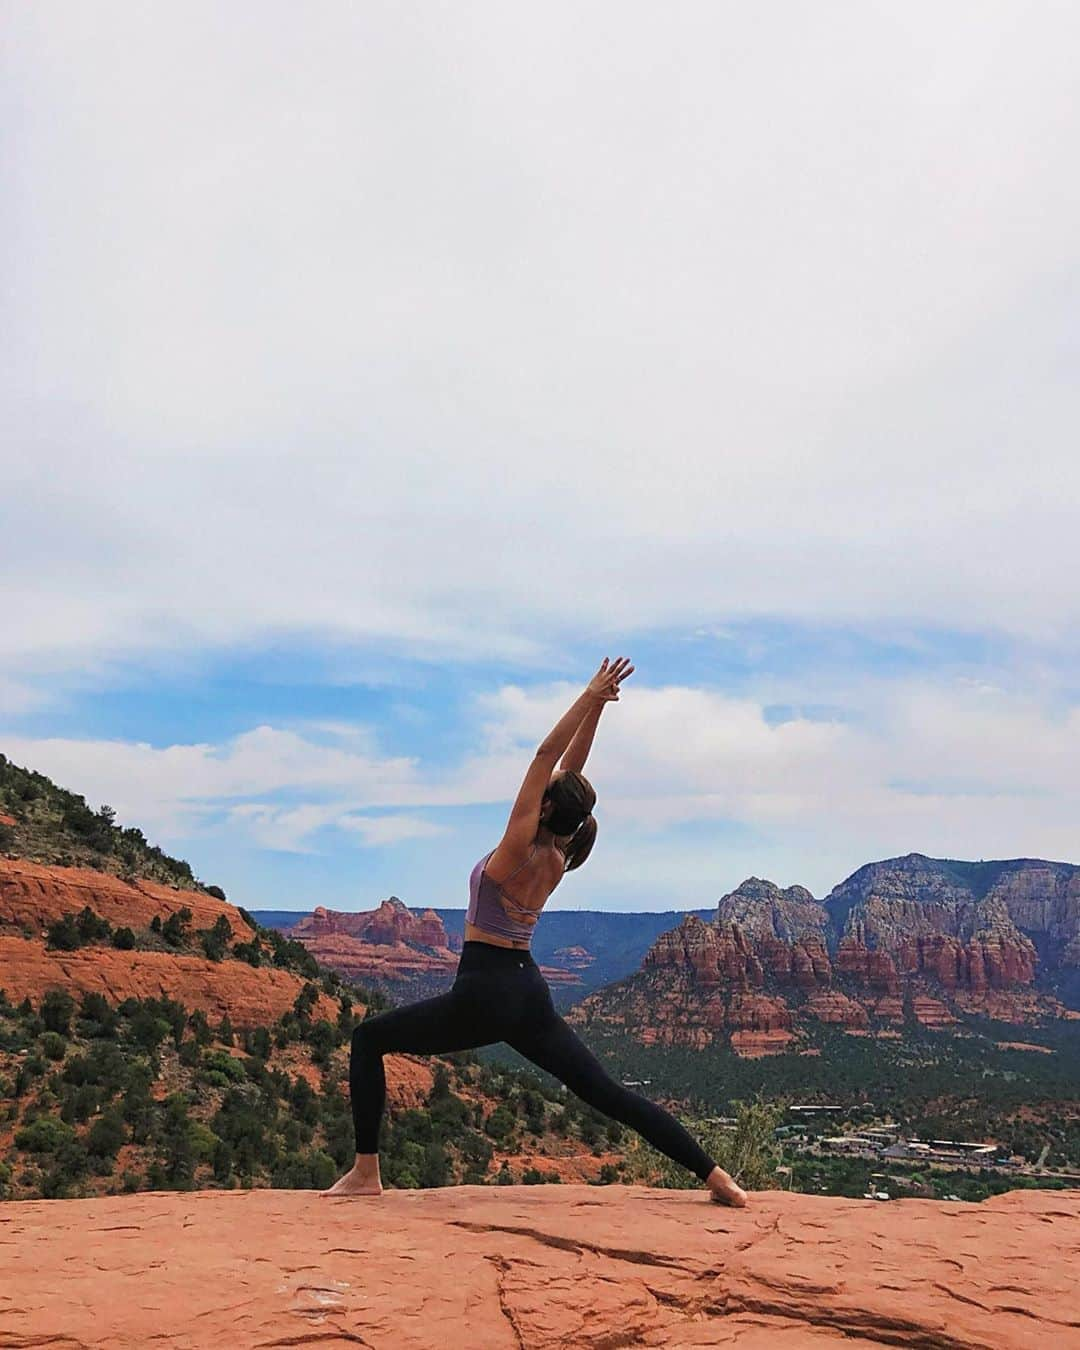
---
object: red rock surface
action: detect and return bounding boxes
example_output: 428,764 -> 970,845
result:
0,857 -> 244,934
0,858 -> 343,1028
1,1187 -> 1075,1347
0,935 -> 339,1028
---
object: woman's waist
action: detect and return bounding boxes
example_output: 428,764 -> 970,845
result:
457,938 -> 539,972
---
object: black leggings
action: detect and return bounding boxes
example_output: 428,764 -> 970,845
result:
349,940 -> 718,1183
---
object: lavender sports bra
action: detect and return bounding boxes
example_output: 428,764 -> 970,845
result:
466,846 -> 548,945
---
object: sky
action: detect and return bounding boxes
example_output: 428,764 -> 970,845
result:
3,3 -> 1079,914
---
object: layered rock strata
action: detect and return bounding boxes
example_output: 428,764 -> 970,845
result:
0,859 -> 339,1027
574,865 -> 1066,1054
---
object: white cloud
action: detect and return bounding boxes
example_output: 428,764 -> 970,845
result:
5,676 -> 1079,890
2,2 -> 1080,697
227,801 -> 449,853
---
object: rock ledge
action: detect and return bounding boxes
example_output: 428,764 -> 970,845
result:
2,1186 -> 1076,1347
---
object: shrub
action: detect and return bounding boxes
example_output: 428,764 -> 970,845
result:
41,990 -> 75,1036
78,992 -> 118,1038
128,1008 -> 171,1052
40,1031 -> 67,1061
76,907 -> 112,945
248,1026 -> 271,1060
483,1105 -> 516,1141
46,914 -> 82,952
715,1098 -> 785,1191
112,927 -> 136,951
187,1121 -> 220,1164
202,1051 -> 246,1084
306,1020 -> 336,1067
87,1110 -> 127,1158
204,885 -> 227,901
16,1116 -> 76,1154
200,915 -> 233,962
162,907 -> 193,948
271,1149 -> 337,1190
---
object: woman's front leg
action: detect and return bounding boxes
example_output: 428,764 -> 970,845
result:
323,985 -> 495,1197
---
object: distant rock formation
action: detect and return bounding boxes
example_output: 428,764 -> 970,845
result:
288,901 -> 582,1002
552,944 -> 596,970
292,897 -> 451,950
572,857 -> 1075,1053
3,1187 -> 1074,1348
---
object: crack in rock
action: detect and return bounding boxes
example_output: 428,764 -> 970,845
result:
449,1220 -> 687,1271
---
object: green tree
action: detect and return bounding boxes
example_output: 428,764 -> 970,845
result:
76,906 -> 112,944
41,990 -> 75,1036
87,1110 -> 127,1159
484,1105 -> 516,1142
46,914 -> 82,951
162,907 -> 193,948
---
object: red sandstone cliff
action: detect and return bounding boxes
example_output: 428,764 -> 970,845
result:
0,857 -> 246,935
572,867 -> 1065,1054
0,858 -> 338,1027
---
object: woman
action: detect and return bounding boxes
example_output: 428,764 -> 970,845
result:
325,657 -> 747,1206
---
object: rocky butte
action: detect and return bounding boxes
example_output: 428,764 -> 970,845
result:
1,1186 -> 1075,1347
287,899 -> 583,1001
569,856 -> 1080,1053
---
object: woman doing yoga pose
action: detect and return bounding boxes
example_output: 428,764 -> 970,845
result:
325,657 -> 747,1206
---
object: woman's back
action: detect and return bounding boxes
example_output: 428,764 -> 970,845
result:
465,844 -> 564,947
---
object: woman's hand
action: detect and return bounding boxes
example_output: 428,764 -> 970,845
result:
586,656 -> 634,703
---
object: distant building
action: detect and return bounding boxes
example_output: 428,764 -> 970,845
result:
881,1139 -> 997,1164
821,1135 -> 872,1153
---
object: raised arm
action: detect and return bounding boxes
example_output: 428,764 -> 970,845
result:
559,700 -> 604,775
491,658 -> 632,868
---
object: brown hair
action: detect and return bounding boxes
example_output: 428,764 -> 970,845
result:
543,770 -> 597,872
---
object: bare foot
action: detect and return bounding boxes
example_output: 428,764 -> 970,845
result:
706,1166 -> 748,1207
322,1157 -> 383,1197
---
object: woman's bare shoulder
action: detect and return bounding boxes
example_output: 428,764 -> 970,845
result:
485,841 -> 561,889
